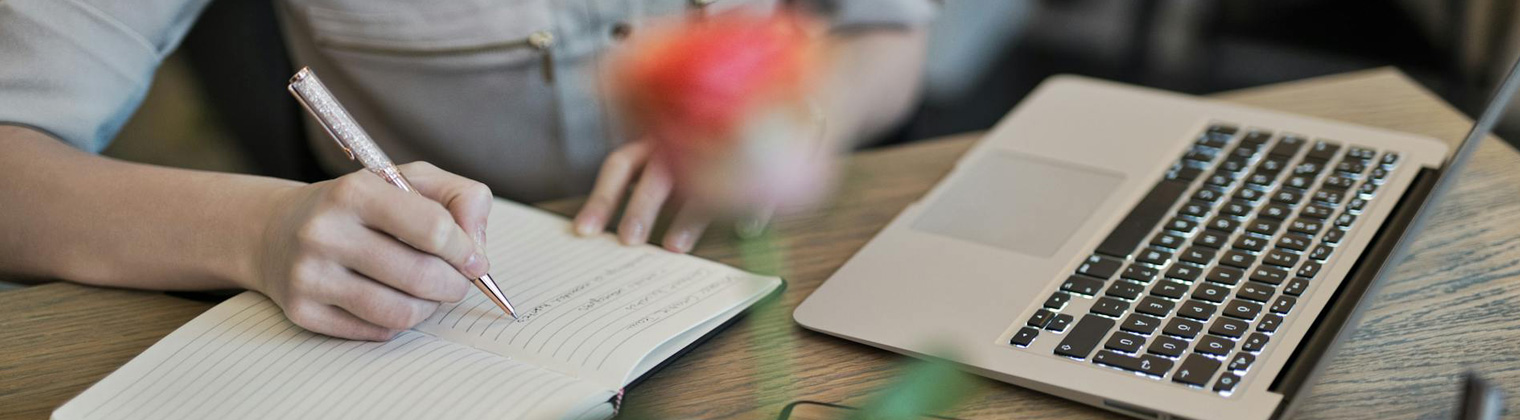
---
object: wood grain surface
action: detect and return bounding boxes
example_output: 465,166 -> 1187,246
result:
4,68 -> 1519,420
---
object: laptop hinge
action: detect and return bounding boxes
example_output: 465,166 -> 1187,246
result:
1267,167 -> 1438,417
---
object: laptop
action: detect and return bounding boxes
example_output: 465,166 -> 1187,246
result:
795,58 -> 1520,420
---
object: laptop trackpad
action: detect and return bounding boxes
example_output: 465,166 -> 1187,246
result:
912,152 -> 1125,257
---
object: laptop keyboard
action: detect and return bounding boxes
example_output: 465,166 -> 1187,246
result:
1008,124 -> 1401,395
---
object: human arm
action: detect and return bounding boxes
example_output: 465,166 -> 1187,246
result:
0,126 -> 493,340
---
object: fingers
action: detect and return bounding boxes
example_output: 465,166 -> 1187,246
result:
319,267 -> 442,331
399,162 -> 494,248
338,173 -> 488,279
662,202 -> 712,253
338,224 -> 473,303
617,160 -> 673,245
283,301 -> 400,342
574,142 -> 652,236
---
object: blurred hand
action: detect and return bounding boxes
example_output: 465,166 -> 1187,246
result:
253,162 -> 494,341
573,140 -> 713,254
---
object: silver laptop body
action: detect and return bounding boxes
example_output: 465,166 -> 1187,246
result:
797,62 -> 1518,420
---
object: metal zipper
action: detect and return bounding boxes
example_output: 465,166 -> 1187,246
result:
317,29 -> 558,83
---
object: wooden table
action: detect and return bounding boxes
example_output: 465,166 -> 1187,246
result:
6,68 -> 1520,420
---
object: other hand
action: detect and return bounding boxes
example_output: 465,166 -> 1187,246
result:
572,140 -> 713,253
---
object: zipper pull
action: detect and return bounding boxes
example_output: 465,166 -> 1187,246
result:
528,30 -> 556,84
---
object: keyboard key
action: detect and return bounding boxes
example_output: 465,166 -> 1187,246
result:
1150,232 -> 1186,249
1359,182 -> 1378,196
1246,219 -> 1282,236
1136,248 -> 1172,266
1171,165 -> 1204,181
1164,317 -> 1204,339
1381,152 -> 1400,167
1245,171 -> 1275,187
1184,147 -> 1219,163
1121,313 -> 1163,335
1054,315 -> 1116,359
1095,179 -> 1190,258
1346,146 -> 1377,161
1123,264 -> 1160,283
1334,213 -> 1357,228
1137,296 -> 1176,317
1301,204 -> 1333,219
1193,187 -> 1225,202
1263,248 -> 1300,268
1152,280 -> 1190,299
1347,197 -> 1368,212
1178,200 -> 1211,218
1220,157 -> 1250,173
1165,265 -> 1202,282
1061,275 -> 1105,296
1192,282 -> 1231,303
1276,233 -> 1312,252
1093,350 -> 1175,378
1258,314 -> 1283,332
1312,189 -> 1345,206
1220,200 -> 1252,217
1271,188 -> 1305,205
1092,297 -> 1130,317
1195,334 -> 1235,356
1196,230 -> 1229,249
1237,281 -> 1275,302
1223,299 -> 1263,321
1179,247 -> 1216,266
1288,218 -> 1323,235
1214,373 -> 1242,394
1323,228 -> 1346,244
1307,140 -> 1341,160
1011,327 -> 1039,347
1309,244 -> 1332,261
1293,160 -> 1325,175
1048,314 -> 1075,332
1178,300 -> 1218,321
1227,353 -> 1256,371
1251,266 -> 1289,285
1047,293 -> 1076,311
1220,249 -> 1257,269
1149,335 -> 1189,358
1259,203 -> 1292,220
1235,187 -> 1265,202
1369,167 -> 1390,181
1206,216 -> 1240,233
1242,129 -> 1270,143
1165,217 -> 1197,233
1106,281 -> 1145,300
1206,266 -> 1245,285
1322,175 -> 1354,190
1233,235 -> 1268,252
1104,331 -> 1146,353
1197,130 -> 1232,148
1205,172 -> 1236,189
1242,332 -> 1269,352
1284,174 -> 1315,190
1209,318 -> 1250,338
1029,309 -> 1056,327
1173,354 -> 1222,387
1259,156 -> 1290,174
1335,161 -> 1366,175
1270,295 -> 1297,314
1282,277 -> 1310,297
1269,135 -> 1305,157
1298,261 -> 1322,278
1077,254 -> 1124,279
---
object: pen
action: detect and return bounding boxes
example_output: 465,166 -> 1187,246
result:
287,66 -> 518,320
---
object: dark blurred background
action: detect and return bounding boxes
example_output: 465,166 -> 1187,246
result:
106,0 -> 1520,181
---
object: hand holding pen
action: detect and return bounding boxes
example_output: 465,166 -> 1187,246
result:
230,68 -> 515,342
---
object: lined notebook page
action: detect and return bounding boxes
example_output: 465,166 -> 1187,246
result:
416,200 -> 782,388
54,293 -> 614,420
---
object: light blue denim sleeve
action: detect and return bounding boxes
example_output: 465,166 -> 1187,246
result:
825,0 -> 937,29
0,0 -> 211,152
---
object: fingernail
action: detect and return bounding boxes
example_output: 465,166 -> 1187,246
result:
621,222 -> 645,245
464,250 -> 489,278
475,227 -> 487,248
669,231 -> 694,253
575,218 -> 599,237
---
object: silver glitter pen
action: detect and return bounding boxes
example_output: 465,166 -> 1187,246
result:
288,67 -> 518,319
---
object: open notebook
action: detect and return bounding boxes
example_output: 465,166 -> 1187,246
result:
54,199 -> 783,420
